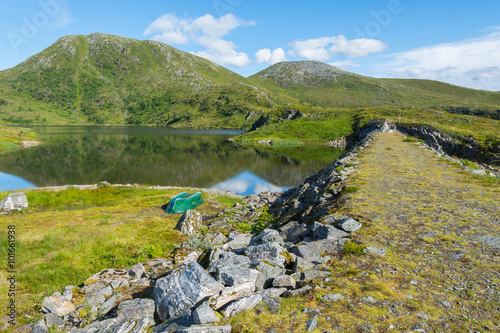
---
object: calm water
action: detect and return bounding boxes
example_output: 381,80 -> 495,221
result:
0,126 -> 342,195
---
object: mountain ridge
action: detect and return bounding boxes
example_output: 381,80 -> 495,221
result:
0,33 -> 499,127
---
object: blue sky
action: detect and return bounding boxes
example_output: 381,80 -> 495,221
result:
1,0 -> 500,90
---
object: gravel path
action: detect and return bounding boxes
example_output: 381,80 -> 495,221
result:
337,131 -> 499,332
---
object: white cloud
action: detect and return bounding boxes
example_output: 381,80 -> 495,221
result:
144,13 -> 253,67
288,35 -> 386,61
50,6 -> 75,28
144,13 -> 189,44
212,178 -> 250,194
329,35 -> 387,58
255,48 -> 287,64
254,183 -> 286,194
373,26 -> 500,90
329,60 -> 360,71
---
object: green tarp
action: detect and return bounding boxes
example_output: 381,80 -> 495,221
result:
165,192 -> 204,214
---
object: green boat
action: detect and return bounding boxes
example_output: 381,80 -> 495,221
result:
165,192 -> 204,214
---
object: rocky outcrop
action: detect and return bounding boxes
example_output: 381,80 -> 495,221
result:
397,123 -> 499,166
0,192 -> 28,214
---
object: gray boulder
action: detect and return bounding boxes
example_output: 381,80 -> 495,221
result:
117,298 -> 155,322
128,263 -> 145,279
99,295 -> 120,316
250,229 -> 284,246
192,305 -> 220,324
177,325 -> 232,333
69,317 -> 153,333
175,210 -> 203,236
44,313 -> 66,328
279,222 -> 311,243
150,313 -> 193,332
252,261 -> 286,291
332,216 -> 362,232
41,293 -> 76,316
32,320 -> 48,333
292,256 -> 315,273
243,242 -> 292,267
207,252 -> 251,274
312,222 -> 349,240
216,266 -> 259,287
262,296 -> 281,314
84,270 -> 129,285
220,233 -> 252,251
222,294 -> 263,317
0,192 -> 28,213
272,275 -> 296,289
291,239 -> 341,264
153,262 -> 224,321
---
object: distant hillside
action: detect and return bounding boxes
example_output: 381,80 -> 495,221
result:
0,35 -> 499,128
0,33 -> 274,128
248,61 -> 500,119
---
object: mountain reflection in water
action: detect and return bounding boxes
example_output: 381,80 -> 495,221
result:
0,126 -> 342,195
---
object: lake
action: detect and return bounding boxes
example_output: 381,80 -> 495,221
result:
0,126 -> 342,195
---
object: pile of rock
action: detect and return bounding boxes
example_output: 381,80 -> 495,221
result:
28,206 -> 374,333
324,136 -> 347,150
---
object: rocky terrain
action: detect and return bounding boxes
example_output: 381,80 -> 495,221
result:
10,120 -> 499,333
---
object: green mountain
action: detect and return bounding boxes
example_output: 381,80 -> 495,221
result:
0,33 -> 274,128
0,34 -> 499,128
248,61 -> 500,119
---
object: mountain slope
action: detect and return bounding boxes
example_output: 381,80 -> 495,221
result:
0,33 -> 273,127
248,61 -> 500,118
1,35 -> 500,128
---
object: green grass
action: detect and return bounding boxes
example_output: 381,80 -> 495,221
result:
238,111 -> 353,144
0,123 -> 38,152
0,187 -> 238,328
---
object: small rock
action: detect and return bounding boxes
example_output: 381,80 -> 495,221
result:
312,222 -> 349,240
418,232 -> 439,239
262,296 -> 281,314
359,296 -> 378,304
272,275 -> 296,289
44,313 -> 65,328
222,294 -> 262,317
250,229 -> 285,246
177,324 -> 232,333
128,263 -> 145,279
117,298 -> 155,321
481,236 -> 500,249
363,246 -> 386,256
417,313 -> 429,321
439,300 -> 452,308
292,256 -> 315,273
41,294 -> 76,316
175,210 -> 203,236
409,279 -> 418,285
321,293 -> 345,303
306,317 -> 318,331
192,305 -> 220,325
32,320 -> 48,333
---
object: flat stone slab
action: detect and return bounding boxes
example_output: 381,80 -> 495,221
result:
84,269 -> 130,285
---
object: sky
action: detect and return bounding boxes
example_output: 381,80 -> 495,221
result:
1,0 -> 500,91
